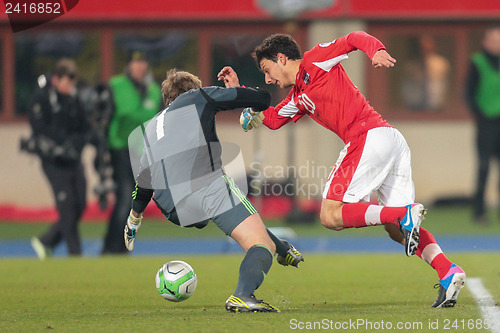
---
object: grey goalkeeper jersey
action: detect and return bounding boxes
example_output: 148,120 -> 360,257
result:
132,86 -> 271,214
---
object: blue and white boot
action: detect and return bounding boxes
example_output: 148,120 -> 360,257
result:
432,264 -> 466,308
399,203 -> 426,256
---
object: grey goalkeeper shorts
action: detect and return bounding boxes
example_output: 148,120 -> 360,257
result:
165,175 -> 257,235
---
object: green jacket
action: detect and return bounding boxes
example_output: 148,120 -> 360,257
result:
472,53 -> 500,118
108,75 -> 161,149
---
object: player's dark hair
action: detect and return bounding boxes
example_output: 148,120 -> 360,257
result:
252,34 -> 302,69
161,69 -> 202,105
484,25 -> 500,37
53,58 -> 77,79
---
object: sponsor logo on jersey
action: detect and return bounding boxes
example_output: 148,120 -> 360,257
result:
303,71 -> 310,85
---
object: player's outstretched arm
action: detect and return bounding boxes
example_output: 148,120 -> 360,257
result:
372,49 -> 396,68
217,66 -> 241,88
344,31 -> 395,68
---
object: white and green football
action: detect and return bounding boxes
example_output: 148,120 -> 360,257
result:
155,260 -> 197,302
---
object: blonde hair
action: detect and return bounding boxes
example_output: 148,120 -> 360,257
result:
161,69 -> 202,105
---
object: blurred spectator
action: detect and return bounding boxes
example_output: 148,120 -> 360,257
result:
420,35 -> 450,111
27,59 -> 90,259
466,26 -> 500,224
401,35 -> 450,111
101,51 -> 162,254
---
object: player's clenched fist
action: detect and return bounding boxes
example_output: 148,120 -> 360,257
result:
240,107 -> 265,132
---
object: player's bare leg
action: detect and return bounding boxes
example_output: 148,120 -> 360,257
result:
319,199 -> 345,230
225,213 -> 279,313
384,223 -> 404,245
230,213 -> 275,253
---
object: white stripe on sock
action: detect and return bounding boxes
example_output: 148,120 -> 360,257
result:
364,205 -> 383,226
421,243 -> 442,265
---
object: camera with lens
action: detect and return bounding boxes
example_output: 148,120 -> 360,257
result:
20,135 -> 38,155
20,135 -> 79,162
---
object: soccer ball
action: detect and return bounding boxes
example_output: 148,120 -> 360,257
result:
155,260 -> 197,302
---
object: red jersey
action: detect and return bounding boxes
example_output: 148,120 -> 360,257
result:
262,31 -> 391,144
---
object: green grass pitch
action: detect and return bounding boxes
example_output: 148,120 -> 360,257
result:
1,253 -> 499,332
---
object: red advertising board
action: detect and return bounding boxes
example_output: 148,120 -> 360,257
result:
63,0 -> 272,21
0,0 -> 499,23
348,0 -> 500,18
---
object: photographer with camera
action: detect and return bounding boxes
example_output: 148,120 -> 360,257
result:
26,58 -> 90,259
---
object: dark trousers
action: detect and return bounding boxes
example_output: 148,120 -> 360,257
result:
473,119 -> 500,217
102,149 -> 135,253
40,160 -> 87,255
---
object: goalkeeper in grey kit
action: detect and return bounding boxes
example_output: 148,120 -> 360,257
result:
124,69 -> 303,312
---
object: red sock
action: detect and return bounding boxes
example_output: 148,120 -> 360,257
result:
415,228 -> 453,279
431,254 -> 453,280
342,203 -> 407,228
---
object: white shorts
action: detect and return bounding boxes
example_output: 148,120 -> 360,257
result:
322,127 -> 415,206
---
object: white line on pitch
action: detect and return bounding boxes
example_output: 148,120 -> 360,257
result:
467,277 -> 500,333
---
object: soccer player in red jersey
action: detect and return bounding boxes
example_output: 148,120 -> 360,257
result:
218,31 -> 465,308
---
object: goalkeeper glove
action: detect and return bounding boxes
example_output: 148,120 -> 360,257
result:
240,108 -> 265,132
124,210 -> 143,251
